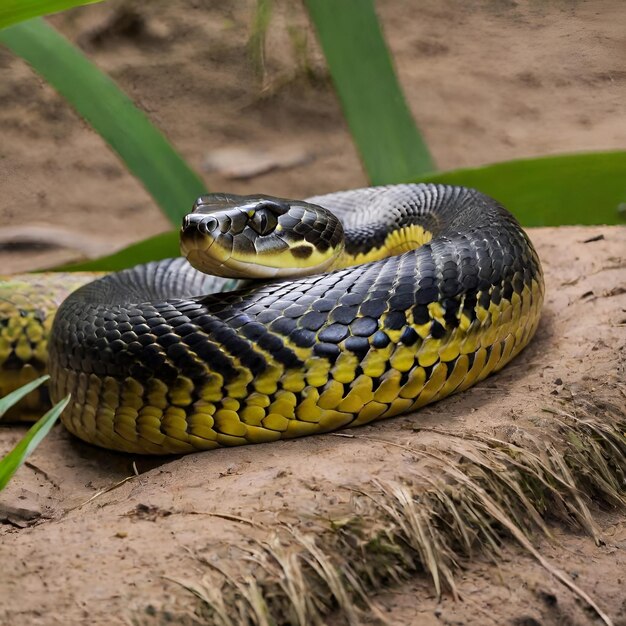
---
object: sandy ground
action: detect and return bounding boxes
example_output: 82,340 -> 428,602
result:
0,1 -> 625,625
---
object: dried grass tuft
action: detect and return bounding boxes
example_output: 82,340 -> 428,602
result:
178,395 -> 625,626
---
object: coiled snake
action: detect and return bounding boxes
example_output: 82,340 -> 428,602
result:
0,184 -> 544,454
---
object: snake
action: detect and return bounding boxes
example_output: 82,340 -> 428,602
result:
0,184 -> 544,454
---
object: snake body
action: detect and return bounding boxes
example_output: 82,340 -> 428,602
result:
4,184 -> 544,454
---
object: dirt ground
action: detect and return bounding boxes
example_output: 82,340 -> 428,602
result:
0,1 -> 625,625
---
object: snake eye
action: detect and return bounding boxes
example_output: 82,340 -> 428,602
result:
250,209 -> 278,235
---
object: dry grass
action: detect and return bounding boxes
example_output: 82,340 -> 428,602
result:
173,394 -> 626,626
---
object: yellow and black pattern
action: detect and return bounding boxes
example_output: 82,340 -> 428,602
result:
41,184 -> 545,454
0,273 -> 97,421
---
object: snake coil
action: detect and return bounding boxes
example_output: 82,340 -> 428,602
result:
44,184 -> 543,454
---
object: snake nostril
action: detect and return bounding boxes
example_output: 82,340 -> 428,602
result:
201,217 -> 218,233
183,214 -> 219,234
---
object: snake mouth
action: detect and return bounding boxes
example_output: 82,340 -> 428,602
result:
181,208 -> 253,277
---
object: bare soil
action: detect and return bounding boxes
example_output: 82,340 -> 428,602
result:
0,1 -> 625,625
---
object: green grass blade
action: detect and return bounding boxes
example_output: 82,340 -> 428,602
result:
419,151 -> 626,226
58,231 -> 180,272
0,394 -> 70,491
0,18 -> 208,226
305,0 -> 434,184
248,0 -> 273,78
0,375 -> 50,419
0,0 -> 104,30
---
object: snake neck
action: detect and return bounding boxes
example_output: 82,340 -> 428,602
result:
313,184 -> 469,271
332,223 -> 433,270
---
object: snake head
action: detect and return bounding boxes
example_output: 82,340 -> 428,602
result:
181,194 -> 345,279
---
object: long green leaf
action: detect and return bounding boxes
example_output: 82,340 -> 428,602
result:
420,151 -> 626,226
0,375 -> 50,418
60,231 -> 179,272
0,395 -> 70,491
57,151 -> 626,272
305,0 -> 434,184
0,18 -> 207,226
0,0 -> 103,30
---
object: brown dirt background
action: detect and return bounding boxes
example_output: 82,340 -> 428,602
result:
0,1 -> 625,625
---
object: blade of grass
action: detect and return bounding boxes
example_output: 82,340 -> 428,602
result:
0,18 -> 208,226
0,0 -> 104,30
248,0 -> 273,81
0,394 -> 70,491
56,231 -> 180,272
420,150 -> 626,226
0,375 -> 50,419
305,0 -> 434,184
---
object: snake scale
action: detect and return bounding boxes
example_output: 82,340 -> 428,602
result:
0,184 -> 544,454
